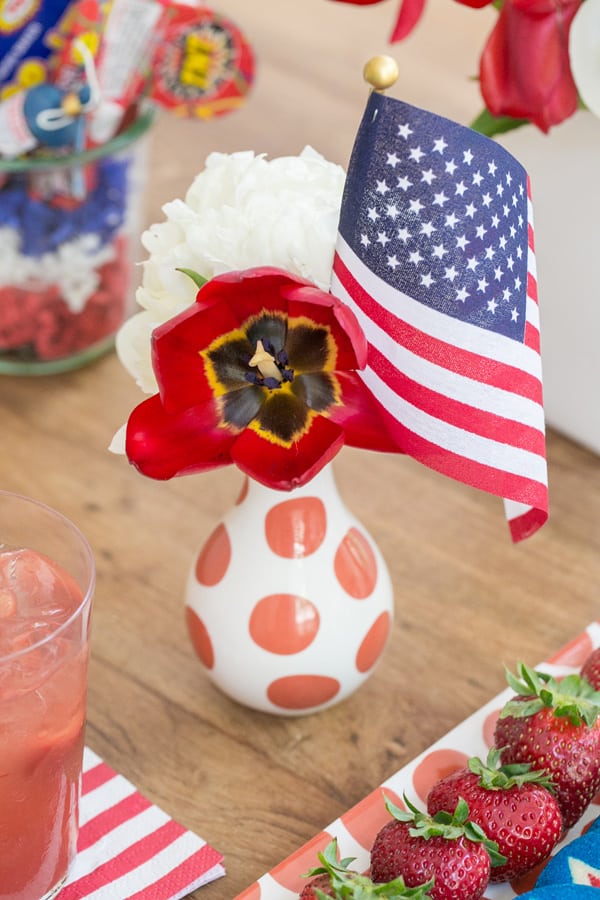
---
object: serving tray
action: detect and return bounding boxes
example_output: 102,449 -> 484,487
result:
235,621 -> 600,899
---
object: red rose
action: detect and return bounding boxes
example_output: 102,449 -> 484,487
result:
479,0 -> 582,132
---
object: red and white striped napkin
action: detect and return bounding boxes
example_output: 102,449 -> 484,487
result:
57,747 -> 225,900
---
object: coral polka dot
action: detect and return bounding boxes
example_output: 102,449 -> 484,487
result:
341,787 -> 404,849
483,708 -> 501,748
270,831 -> 333,893
194,523 -> 231,586
549,629 -> 593,666
235,477 -> 249,505
265,496 -> 327,558
334,527 -> 377,599
356,612 -> 391,673
185,607 -> 215,669
267,675 -> 340,710
412,748 -> 469,803
249,594 -> 319,654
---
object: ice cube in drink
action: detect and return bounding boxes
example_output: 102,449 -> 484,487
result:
0,547 -> 91,900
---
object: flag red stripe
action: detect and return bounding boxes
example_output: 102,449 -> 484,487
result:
508,505 -> 547,542
59,820 -> 186,898
368,343 -> 546,456
81,762 -> 116,795
524,321 -> 540,354
527,270 -> 538,303
377,409 -> 548,511
77,792 -> 153,852
333,253 -> 543,404
126,845 -> 224,900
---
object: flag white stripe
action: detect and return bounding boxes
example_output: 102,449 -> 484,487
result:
504,498 -> 534,521
332,270 -> 545,432
361,365 -> 548,484
335,235 -> 543,378
79,831 -> 209,900
526,295 -> 539,332
69,806 -> 171,876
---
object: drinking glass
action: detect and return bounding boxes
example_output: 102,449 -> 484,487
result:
0,492 -> 95,900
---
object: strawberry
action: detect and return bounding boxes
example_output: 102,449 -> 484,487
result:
581,648 -> 600,690
369,795 -> 505,900
494,662 -> 600,829
426,747 -> 563,882
300,838 -> 434,898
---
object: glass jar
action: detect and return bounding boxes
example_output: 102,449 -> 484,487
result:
0,105 -> 155,375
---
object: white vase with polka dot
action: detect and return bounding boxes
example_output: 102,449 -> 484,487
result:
184,462 -> 394,715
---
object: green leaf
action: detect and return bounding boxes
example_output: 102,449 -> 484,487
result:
469,108 -> 530,138
176,268 -> 208,290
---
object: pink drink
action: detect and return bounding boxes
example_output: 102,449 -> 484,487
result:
0,535 -> 93,900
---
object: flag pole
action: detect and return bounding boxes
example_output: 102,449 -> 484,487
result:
362,55 -> 399,93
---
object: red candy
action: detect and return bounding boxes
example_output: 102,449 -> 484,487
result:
0,236 -> 130,362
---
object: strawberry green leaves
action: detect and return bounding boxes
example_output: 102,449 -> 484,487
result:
501,662 -> 600,727
468,747 -> 556,793
301,838 -> 434,899
384,795 -> 506,867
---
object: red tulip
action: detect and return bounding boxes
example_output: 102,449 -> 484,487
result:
326,0 -> 427,42
479,0 -> 582,132
452,0 -> 494,8
125,267 -> 400,490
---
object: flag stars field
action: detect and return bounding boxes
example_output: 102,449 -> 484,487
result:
348,109 -> 530,338
332,93 -> 547,541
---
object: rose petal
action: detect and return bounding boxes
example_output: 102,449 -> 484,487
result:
479,0 -> 581,132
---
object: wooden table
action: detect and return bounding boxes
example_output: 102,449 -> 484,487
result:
2,2 -> 599,897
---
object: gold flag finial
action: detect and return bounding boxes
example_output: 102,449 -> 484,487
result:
363,55 -> 399,93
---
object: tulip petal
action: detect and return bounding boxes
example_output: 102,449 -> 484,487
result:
245,312 -> 288,357
286,284 -> 368,370
153,298 -> 240,413
125,394 -> 235,479
221,384 -> 264,429
215,267 -> 298,324
390,0 -> 427,42
231,414 -> 345,489
255,389 -> 311,444
285,321 -> 332,374
205,335 -> 255,392
330,372 -> 407,453
293,372 -> 338,413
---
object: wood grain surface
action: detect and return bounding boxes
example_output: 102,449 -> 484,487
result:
1,2 -> 599,897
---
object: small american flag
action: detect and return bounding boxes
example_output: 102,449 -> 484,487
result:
331,92 -> 548,541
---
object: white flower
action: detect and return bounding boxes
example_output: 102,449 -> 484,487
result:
117,146 -> 346,394
569,0 -> 600,119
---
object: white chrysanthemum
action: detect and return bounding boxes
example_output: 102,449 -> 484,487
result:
569,0 -> 600,118
117,146 -> 346,394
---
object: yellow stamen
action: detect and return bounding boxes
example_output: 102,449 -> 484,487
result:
248,340 -> 282,383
